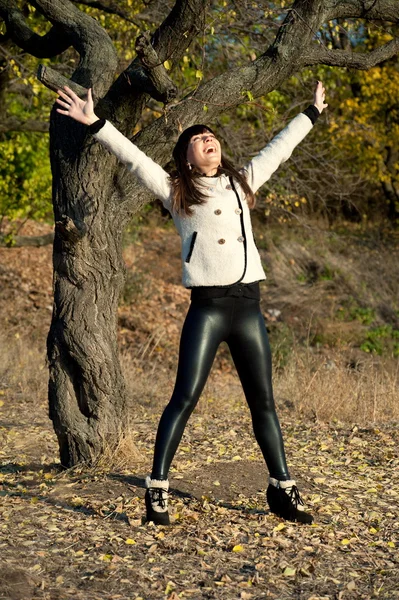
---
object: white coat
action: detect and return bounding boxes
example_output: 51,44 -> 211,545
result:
93,113 -> 314,287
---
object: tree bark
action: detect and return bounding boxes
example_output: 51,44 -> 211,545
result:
47,115 -> 130,467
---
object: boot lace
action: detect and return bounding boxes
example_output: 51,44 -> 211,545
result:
149,488 -> 167,510
285,484 -> 304,508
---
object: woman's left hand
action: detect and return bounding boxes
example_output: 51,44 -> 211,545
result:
313,81 -> 328,114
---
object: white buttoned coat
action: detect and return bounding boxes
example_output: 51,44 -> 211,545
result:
94,112 -> 314,287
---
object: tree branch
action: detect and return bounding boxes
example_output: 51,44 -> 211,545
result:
135,31 -> 177,103
0,116 -> 49,132
0,232 -> 54,247
302,36 -> 399,69
37,64 -> 88,97
326,0 -> 399,23
104,0 -> 211,129
0,0 -> 71,58
68,0 -> 140,25
31,0 -> 118,94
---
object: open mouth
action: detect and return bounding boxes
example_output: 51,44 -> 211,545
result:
206,147 -> 216,153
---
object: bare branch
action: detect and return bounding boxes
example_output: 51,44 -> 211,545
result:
302,36 -> 399,69
135,31 -> 178,103
32,0 -> 118,93
0,0 -> 71,58
326,0 -> 399,23
37,64 -> 88,97
68,0 -> 140,25
0,117 -> 49,132
0,232 -> 54,247
105,0 -> 210,129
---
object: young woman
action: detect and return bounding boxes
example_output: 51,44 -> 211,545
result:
56,81 -> 327,526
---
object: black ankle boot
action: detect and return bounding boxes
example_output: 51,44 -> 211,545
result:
267,478 -> 313,524
145,477 -> 170,525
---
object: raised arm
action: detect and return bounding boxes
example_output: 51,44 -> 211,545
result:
244,81 -> 327,194
56,87 -> 172,206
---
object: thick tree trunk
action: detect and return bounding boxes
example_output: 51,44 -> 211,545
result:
47,114 -> 131,467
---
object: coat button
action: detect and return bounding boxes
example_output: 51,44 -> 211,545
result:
237,236 -> 244,243
226,184 -> 232,190
218,238 -> 226,245
235,208 -> 242,215
214,209 -> 222,215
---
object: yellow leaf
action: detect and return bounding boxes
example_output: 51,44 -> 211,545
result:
101,554 -> 113,561
164,581 -> 175,594
314,477 -> 326,484
156,531 -> 165,540
56,576 -> 64,584
341,539 -> 351,545
163,60 -> 171,70
283,567 -> 296,577
195,69 -> 203,80
232,545 -> 244,552
273,523 -> 286,532
70,496 -> 84,507
347,581 -> 356,591
213,480 -> 220,486
369,527 -> 378,534
30,497 -> 39,504
125,538 -> 136,545
387,541 -> 395,548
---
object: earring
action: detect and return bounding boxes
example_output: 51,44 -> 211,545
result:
187,162 -> 192,171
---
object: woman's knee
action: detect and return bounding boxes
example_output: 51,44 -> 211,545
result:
168,388 -> 201,416
247,391 -> 276,416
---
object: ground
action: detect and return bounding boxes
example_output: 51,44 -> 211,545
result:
0,220 -> 398,599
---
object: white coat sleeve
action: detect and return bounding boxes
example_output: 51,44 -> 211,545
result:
93,120 -> 173,209
243,113 -> 314,194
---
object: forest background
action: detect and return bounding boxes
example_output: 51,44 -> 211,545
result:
0,1 -> 398,599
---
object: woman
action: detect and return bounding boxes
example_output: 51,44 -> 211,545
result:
56,81 -> 327,526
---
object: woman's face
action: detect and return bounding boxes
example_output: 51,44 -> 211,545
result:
186,130 -> 222,175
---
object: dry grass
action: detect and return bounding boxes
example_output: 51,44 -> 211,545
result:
119,334 -> 399,427
2,329 -> 398,441
0,332 -> 47,406
259,225 -> 399,346
274,347 -> 399,424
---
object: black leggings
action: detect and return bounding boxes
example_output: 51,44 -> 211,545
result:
151,296 -> 290,481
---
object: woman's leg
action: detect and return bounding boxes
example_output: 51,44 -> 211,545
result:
151,299 -> 228,480
227,299 -> 313,523
226,299 -> 289,480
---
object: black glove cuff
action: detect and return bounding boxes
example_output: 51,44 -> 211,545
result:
88,118 -> 106,134
302,105 -> 320,125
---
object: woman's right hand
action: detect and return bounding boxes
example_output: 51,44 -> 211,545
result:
55,86 -> 99,126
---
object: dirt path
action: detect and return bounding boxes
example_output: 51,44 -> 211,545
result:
1,383 -> 398,600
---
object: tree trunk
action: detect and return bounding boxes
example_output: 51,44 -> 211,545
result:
47,114 -> 130,467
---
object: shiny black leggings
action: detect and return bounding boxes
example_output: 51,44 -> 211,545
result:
151,296 -> 290,481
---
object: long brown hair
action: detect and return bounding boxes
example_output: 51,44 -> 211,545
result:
170,124 -> 255,215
